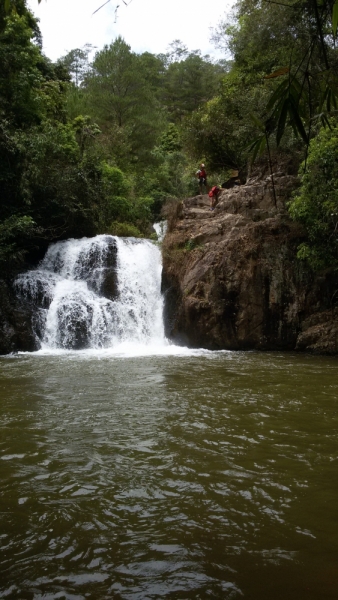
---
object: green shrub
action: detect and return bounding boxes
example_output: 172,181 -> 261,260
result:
101,163 -> 129,197
288,121 -> 338,270
108,221 -> 144,238
0,215 -> 38,269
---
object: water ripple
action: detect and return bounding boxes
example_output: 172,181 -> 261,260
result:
1,352 -> 338,598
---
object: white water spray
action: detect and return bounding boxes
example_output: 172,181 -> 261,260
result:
153,221 -> 167,243
15,235 -> 167,351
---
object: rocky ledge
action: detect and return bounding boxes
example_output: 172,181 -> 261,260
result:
162,172 -> 338,354
0,279 -> 36,354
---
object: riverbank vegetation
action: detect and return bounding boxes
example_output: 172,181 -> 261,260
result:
0,0 -> 337,273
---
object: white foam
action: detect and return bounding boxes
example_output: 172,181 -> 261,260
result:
14,235 -> 174,353
24,340 -> 221,358
153,221 -> 167,242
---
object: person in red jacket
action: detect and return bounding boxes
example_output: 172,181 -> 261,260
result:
208,185 -> 221,210
196,163 -> 208,194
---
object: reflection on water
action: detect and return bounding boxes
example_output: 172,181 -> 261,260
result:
0,351 -> 338,599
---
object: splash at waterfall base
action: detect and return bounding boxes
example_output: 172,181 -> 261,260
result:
161,174 -> 338,354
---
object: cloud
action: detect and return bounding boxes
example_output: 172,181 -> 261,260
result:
27,0 -> 231,60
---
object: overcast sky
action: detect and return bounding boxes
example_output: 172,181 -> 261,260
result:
27,0 -> 233,62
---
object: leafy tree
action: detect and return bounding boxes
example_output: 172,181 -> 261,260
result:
288,120 -> 338,270
0,2 -> 108,267
163,51 -> 225,122
166,39 -> 189,63
158,123 -> 182,153
137,51 -> 166,97
83,37 -> 165,169
85,37 -> 152,128
72,115 -> 101,156
0,11 -> 46,126
183,69 -> 269,172
58,39 -> 229,215
214,0 -> 338,159
58,46 -> 93,87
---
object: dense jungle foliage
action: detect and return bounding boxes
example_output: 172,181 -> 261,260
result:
0,0 -> 337,273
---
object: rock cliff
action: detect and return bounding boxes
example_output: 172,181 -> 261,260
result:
0,280 -> 36,354
162,173 -> 338,354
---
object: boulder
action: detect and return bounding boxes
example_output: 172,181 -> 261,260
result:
296,309 -> 338,354
0,280 -> 37,354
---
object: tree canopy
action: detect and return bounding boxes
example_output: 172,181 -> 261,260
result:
1,0 -> 338,275
0,2 -> 226,270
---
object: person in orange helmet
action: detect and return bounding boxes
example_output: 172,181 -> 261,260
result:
196,163 -> 208,195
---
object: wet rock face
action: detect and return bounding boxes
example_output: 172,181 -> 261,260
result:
56,300 -> 93,350
0,280 -> 37,354
296,309 -> 338,354
162,174 -> 338,352
74,236 -> 118,300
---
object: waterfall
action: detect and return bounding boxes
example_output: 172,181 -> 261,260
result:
153,221 -> 167,242
14,235 -> 167,351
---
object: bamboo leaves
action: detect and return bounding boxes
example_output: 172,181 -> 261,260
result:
248,133 -> 267,164
246,0 -> 338,166
248,115 -> 268,165
268,78 -> 308,144
321,85 -> 338,114
250,74 -> 309,158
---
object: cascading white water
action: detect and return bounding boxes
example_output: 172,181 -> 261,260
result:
14,235 -> 167,351
113,237 -> 165,344
153,221 -> 167,243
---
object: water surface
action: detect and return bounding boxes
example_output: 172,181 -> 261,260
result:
0,350 -> 337,599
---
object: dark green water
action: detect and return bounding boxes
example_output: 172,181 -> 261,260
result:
0,350 -> 338,599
